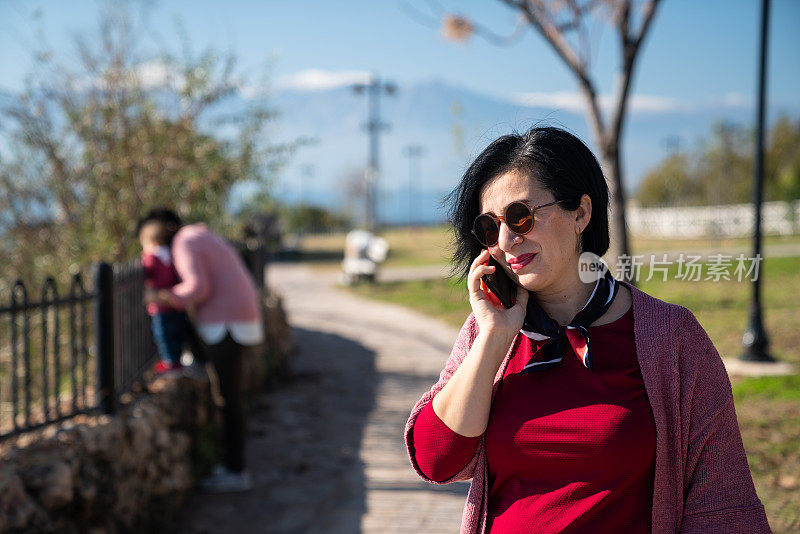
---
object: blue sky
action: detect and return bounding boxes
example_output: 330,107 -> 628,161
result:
1,0 -> 798,114
1,0 -> 799,223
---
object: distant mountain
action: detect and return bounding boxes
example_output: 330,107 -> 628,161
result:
1,80 -> 792,225
266,79 -> 765,224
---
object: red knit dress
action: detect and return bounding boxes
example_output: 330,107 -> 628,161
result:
412,306 -> 656,532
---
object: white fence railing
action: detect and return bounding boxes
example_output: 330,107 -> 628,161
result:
627,200 -> 800,238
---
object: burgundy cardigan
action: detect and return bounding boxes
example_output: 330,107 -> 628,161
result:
405,282 -> 771,534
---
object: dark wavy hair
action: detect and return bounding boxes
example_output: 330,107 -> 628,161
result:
446,126 -> 610,278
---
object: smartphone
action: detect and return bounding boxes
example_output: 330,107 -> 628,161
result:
481,256 -> 517,309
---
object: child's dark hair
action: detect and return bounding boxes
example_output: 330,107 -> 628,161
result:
136,208 -> 183,246
446,126 -> 610,278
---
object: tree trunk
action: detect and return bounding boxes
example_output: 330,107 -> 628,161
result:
579,89 -> 634,285
601,146 -> 634,284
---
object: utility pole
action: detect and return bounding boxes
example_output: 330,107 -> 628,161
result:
403,144 -> 426,227
352,75 -> 396,231
740,0 -> 773,362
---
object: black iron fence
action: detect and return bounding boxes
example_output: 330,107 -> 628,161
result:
0,261 -> 157,441
105,261 -> 159,414
1,221 -> 276,442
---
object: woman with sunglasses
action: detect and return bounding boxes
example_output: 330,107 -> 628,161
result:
405,127 -> 769,533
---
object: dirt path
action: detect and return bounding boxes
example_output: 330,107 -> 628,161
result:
177,263 -> 468,533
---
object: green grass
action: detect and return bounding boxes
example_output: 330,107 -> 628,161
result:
733,375 -> 800,402
631,232 -> 800,252
733,377 -> 800,533
351,277 -> 470,327
291,226 -> 453,270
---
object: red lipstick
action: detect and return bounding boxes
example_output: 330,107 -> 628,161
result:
507,253 -> 536,271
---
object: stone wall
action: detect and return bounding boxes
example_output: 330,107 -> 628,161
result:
0,292 -> 292,533
0,376 -> 211,533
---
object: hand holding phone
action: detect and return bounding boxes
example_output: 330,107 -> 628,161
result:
480,255 -> 517,309
468,249 -> 529,354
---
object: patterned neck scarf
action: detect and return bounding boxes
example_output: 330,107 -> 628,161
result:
519,270 -> 619,373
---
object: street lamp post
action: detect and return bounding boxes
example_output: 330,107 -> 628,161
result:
740,0 -> 773,362
352,75 -> 396,231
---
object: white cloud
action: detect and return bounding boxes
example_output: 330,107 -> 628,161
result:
275,69 -> 372,91
512,90 -> 759,114
512,91 -> 683,114
627,94 -> 682,113
512,91 -> 587,111
239,85 -> 265,99
135,60 -> 183,91
74,59 -> 184,92
720,92 -> 747,108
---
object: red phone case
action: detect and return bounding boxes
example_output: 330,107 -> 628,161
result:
480,256 -> 516,308
479,278 -> 503,307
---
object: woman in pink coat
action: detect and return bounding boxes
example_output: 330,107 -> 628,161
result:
143,208 -> 263,493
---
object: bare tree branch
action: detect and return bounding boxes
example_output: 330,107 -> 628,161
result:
608,0 -> 660,150
425,0 -> 664,272
504,0 -> 607,145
